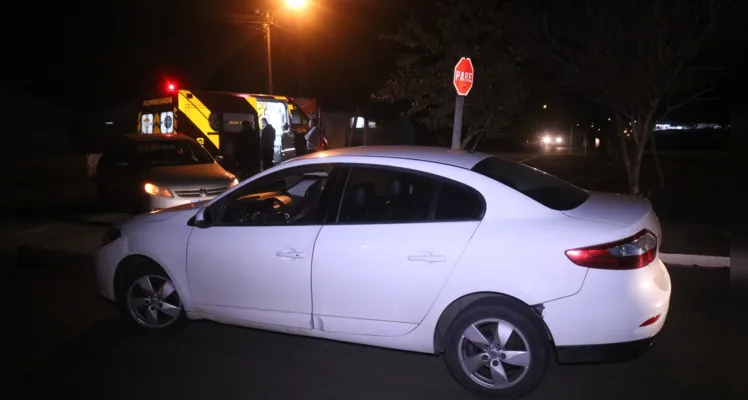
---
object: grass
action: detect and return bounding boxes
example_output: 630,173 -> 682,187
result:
523,152 -> 729,230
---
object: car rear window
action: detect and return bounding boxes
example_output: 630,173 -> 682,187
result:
471,156 -> 589,211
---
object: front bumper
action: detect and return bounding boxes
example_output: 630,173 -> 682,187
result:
94,239 -> 125,302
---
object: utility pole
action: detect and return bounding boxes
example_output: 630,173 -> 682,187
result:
226,1 -> 308,95
264,15 -> 274,94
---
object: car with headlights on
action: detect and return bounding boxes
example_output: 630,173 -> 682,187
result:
95,134 -> 238,213
539,134 -> 564,150
96,145 -> 670,399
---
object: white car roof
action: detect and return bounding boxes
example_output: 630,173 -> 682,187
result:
299,146 -> 493,169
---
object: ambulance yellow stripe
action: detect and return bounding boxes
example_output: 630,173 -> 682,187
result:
177,90 -> 220,148
243,95 -> 259,113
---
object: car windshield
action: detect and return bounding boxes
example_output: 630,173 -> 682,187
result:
471,156 -> 589,211
135,140 -> 214,166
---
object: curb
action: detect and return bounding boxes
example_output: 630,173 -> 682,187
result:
660,253 -> 730,268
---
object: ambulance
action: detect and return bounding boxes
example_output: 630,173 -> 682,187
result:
137,83 -> 315,173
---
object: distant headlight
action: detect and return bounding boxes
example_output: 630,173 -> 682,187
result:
555,137 -> 563,143
542,136 -> 552,144
230,178 -> 239,188
144,182 -> 173,198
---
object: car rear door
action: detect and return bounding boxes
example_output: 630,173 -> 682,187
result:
311,164 -> 485,336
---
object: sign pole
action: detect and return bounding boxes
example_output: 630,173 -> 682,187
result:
451,57 -> 474,150
451,96 -> 465,149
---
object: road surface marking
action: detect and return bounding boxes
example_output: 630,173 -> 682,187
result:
518,154 -> 545,164
660,253 -> 730,268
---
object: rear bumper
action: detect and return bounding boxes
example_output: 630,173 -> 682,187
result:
556,335 -> 657,364
542,258 -> 671,347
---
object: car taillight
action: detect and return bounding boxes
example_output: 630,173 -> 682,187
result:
565,229 -> 657,270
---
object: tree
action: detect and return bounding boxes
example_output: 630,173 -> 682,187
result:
514,0 -> 725,195
372,0 -> 530,149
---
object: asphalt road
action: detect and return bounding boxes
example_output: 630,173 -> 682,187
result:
5,261 -> 730,400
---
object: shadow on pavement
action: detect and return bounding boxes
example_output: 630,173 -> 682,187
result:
7,266 -> 729,400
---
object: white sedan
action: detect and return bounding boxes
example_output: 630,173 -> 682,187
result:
95,146 -> 671,399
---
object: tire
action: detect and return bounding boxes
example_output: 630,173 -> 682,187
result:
444,298 -> 549,399
116,263 -> 188,333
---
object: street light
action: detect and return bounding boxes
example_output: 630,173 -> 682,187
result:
286,0 -> 307,9
542,104 -> 548,109
228,1 -> 308,94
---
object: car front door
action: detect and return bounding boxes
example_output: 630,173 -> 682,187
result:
312,164 -> 485,336
187,163 -> 339,329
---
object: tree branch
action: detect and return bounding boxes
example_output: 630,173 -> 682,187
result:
664,86 -> 716,117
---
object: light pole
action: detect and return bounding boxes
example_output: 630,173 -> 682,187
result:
263,11 -> 274,94
540,104 -> 547,139
227,0 -> 307,95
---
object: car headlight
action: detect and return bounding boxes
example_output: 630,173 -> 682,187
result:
230,178 -> 239,188
101,228 -> 121,247
555,137 -> 563,143
144,182 -> 173,197
542,136 -> 551,144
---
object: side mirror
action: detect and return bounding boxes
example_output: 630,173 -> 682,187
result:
191,207 -> 209,228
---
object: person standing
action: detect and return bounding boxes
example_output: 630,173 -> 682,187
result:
305,119 -> 320,153
236,120 -> 260,178
260,117 -> 276,170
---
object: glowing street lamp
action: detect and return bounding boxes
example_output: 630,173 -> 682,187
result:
242,0 -> 309,94
285,0 -> 307,9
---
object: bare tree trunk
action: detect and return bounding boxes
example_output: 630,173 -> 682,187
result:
459,126 -> 475,150
617,130 -> 636,195
649,129 -> 665,190
460,113 -> 494,150
630,156 -> 642,196
605,121 -> 620,164
615,114 -> 644,196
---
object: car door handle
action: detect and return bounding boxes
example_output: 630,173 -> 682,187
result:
276,251 -> 306,259
408,254 -> 446,263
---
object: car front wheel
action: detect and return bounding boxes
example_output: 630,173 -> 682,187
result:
117,264 -> 188,332
444,299 -> 549,399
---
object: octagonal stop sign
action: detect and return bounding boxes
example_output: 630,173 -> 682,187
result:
453,57 -> 474,96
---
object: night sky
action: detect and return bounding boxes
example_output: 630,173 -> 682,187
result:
10,0 -> 423,113
9,0 -> 727,125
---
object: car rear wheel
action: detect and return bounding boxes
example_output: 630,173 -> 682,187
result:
444,299 -> 549,399
116,263 -> 188,332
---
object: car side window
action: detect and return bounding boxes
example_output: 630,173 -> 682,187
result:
337,166 -> 438,224
212,164 -> 334,226
434,181 -> 485,221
